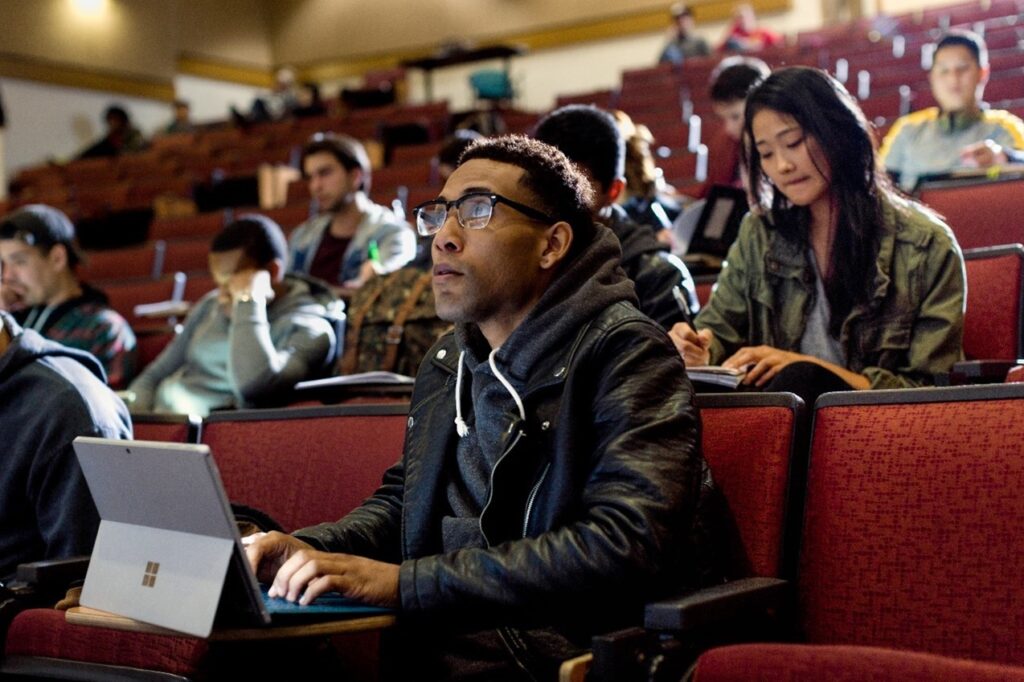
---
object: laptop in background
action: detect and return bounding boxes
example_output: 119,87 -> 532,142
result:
677,184 -> 749,275
74,437 -> 389,638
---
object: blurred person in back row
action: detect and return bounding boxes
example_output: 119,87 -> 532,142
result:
659,3 -> 711,65
0,204 -> 136,388
700,55 -> 771,193
881,29 -> 1024,191
128,215 -> 340,416
288,133 -> 415,290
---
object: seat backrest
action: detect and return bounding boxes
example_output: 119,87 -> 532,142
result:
963,245 -> 1024,360
149,211 -> 226,242
918,179 -> 1024,250
200,404 -> 409,532
800,385 -> 1024,664
79,242 -> 162,281
101,273 -> 185,330
696,392 -> 807,580
131,412 -> 201,444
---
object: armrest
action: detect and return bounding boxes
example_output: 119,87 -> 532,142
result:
941,360 -> 1023,386
15,556 -> 90,589
644,576 -> 789,632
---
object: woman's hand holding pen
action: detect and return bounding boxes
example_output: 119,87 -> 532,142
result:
669,322 -> 713,367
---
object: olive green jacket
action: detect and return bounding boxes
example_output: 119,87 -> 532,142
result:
694,195 -> 965,389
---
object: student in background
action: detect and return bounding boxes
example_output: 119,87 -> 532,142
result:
164,99 -> 194,134
78,104 -> 146,159
670,67 -> 965,405
0,310 -> 131,581
880,29 -> 1024,191
659,3 -> 711,65
288,133 -> 415,290
615,111 -> 680,243
535,104 -> 700,327
128,215 -> 339,416
701,55 -> 771,193
0,205 -> 136,388
719,3 -> 783,53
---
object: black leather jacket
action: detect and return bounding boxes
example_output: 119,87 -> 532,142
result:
608,205 -> 700,329
295,301 -> 703,632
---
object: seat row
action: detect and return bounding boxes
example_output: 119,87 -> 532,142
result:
6,384 -> 1024,680
575,382 -> 1024,680
3,402 -> 411,680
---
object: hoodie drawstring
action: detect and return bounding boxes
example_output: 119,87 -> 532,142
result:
454,349 -> 527,438
454,351 -> 470,437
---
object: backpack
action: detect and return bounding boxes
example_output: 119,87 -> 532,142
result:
339,268 -> 450,377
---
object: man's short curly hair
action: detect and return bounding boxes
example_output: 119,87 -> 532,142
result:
458,135 -> 595,258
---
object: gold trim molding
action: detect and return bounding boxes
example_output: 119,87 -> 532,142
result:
176,54 -> 275,88
295,0 -> 791,82
0,53 -> 174,101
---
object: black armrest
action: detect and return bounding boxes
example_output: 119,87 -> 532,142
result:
935,360 -> 1023,387
15,556 -> 90,589
644,576 -> 789,632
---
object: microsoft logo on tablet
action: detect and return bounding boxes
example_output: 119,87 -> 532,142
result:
141,561 -> 160,588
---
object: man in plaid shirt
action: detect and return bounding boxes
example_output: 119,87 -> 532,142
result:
0,205 -> 136,388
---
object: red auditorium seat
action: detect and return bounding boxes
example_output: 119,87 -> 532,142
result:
694,392 -> 807,580
134,325 -> 179,373
693,644 -> 1024,681
918,178 -> 1024,250
159,237 -> 210,276
182,273 -> 216,303
101,273 -> 186,330
132,412 -> 201,443
149,211 -> 227,242
694,274 -> 717,307
569,392 -> 808,679
285,178 -> 312,205
554,89 -> 616,110
2,403 -> 410,680
250,204 -> 312,233
390,141 -> 443,166
78,242 -> 164,282
684,383 -> 1024,680
201,403 -> 409,531
370,163 -> 434,200
962,245 -> 1024,361
797,385 -> 1024,662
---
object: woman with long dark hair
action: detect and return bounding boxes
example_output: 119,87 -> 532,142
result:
669,67 -> 965,403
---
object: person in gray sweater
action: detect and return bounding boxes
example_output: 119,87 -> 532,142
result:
128,215 -> 340,416
0,311 -> 131,580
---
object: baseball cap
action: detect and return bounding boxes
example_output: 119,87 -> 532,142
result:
0,204 -> 83,267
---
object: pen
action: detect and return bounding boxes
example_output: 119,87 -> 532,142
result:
672,285 -> 690,315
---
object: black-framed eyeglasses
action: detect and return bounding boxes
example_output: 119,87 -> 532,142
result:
412,192 -> 554,237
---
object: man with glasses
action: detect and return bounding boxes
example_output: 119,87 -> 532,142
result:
246,135 -> 707,679
0,204 -> 136,388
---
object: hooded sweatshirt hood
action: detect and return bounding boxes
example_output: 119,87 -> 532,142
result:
443,224 -> 638,551
607,204 -> 668,264
0,311 -> 107,383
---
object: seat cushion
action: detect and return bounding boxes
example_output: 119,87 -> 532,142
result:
5,608 -> 209,676
694,643 -> 1024,681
